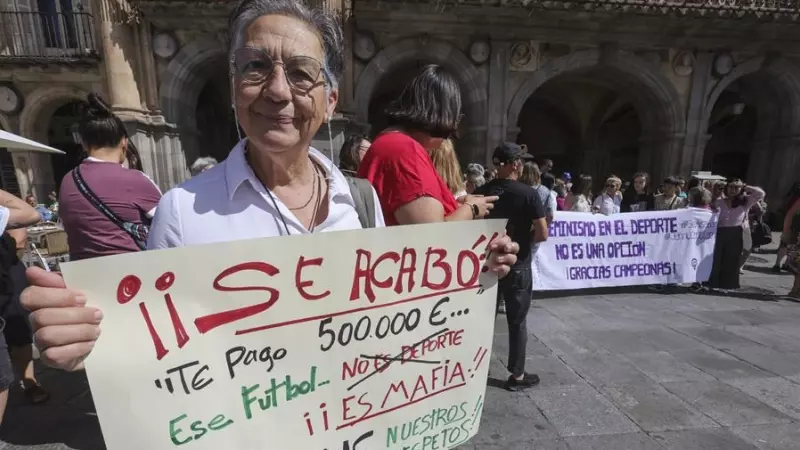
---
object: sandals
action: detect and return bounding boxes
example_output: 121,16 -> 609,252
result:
23,384 -> 50,405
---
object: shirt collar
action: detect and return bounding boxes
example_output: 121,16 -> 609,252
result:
224,139 -> 352,203
85,156 -> 122,165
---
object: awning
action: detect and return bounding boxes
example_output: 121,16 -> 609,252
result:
0,129 -> 65,154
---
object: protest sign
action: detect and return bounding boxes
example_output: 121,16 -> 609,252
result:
532,209 -> 717,290
60,220 -> 506,450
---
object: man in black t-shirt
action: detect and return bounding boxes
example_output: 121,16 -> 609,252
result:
476,143 -> 549,391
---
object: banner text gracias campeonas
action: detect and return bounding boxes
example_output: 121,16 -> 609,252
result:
60,220 -> 507,450
532,209 -> 717,290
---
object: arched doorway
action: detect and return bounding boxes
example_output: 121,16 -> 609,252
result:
702,59 -> 800,202
703,82 -> 757,180
355,38 -> 488,166
159,41 -> 233,178
195,69 -> 239,164
517,74 -> 645,186
47,101 -> 84,190
508,49 -> 686,184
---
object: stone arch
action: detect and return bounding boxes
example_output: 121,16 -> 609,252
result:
508,48 -> 686,139
158,40 -> 227,134
508,48 -> 686,179
702,56 -> 800,202
19,85 -> 90,143
355,37 -> 487,128
704,56 -> 800,137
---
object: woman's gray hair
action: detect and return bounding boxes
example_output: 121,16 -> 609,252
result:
190,156 -> 219,176
688,186 -> 712,207
228,0 -> 344,89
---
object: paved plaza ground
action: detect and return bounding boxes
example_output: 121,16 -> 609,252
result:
2,244 -> 799,449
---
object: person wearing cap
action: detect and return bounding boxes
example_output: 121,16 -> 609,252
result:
475,143 -> 549,391
561,172 -> 572,192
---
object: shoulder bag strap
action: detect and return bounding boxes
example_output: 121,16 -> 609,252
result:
356,178 -> 376,229
346,177 -> 370,229
72,166 -> 146,249
346,177 -> 376,229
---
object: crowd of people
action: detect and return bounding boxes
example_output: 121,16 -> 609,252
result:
0,0 -> 797,438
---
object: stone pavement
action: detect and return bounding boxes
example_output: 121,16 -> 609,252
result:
2,245 -> 798,450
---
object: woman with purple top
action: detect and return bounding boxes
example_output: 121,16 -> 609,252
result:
707,179 -> 765,290
58,94 -> 162,261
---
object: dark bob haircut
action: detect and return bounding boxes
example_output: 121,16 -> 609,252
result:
78,93 -> 143,171
385,64 -> 462,138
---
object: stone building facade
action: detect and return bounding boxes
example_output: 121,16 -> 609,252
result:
1,0 -> 799,207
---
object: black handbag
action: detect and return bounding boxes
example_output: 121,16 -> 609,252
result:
72,165 -> 149,250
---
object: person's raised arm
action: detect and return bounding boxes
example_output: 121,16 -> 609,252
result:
743,185 -> 766,209
0,189 -> 40,230
394,194 -> 496,225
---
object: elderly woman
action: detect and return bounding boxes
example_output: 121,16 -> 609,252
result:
189,156 -> 219,177
465,163 -> 486,194
20,0 -> 518,372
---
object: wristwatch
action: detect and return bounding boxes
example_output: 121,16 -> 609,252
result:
466,202 -> 480,219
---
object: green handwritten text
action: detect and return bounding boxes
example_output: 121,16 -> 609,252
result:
169,413 -> 234,446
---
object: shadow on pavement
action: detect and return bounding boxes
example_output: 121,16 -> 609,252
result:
0,368 -> 105,449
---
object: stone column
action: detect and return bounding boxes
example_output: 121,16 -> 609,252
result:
681,52 -> 714,174
640,133 -> 685,182
96,0 -> 143,113
138,19 -> 160,114
94,0 -> 184,189
487,41 -> 511,168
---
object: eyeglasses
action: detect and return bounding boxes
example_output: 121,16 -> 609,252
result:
233,47 -> 324,92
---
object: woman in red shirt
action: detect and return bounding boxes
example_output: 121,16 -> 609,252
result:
358,64 -> 496,225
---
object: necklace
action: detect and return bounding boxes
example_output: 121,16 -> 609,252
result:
288,169 -> 319,211
262,160 -> 326,236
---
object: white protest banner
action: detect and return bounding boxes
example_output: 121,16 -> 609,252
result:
60,220 -> 507,450
532,209 -> 717,290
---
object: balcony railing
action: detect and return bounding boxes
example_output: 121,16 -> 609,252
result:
0,10 -> 100,62
389,0 -> 800,17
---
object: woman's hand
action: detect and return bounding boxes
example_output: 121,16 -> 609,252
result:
21,267 -> 103,372
463,195 -> 498,218
485,235 -> 519,278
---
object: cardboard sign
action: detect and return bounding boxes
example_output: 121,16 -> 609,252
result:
61,220 -> 507,450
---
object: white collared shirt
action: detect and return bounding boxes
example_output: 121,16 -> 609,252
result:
147,140 -> 385,250
593,193 -> 621,216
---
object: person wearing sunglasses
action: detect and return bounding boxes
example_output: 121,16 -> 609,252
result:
20,0 -> 519,373
358,64 -> 498,225
592,176 -> 622,215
